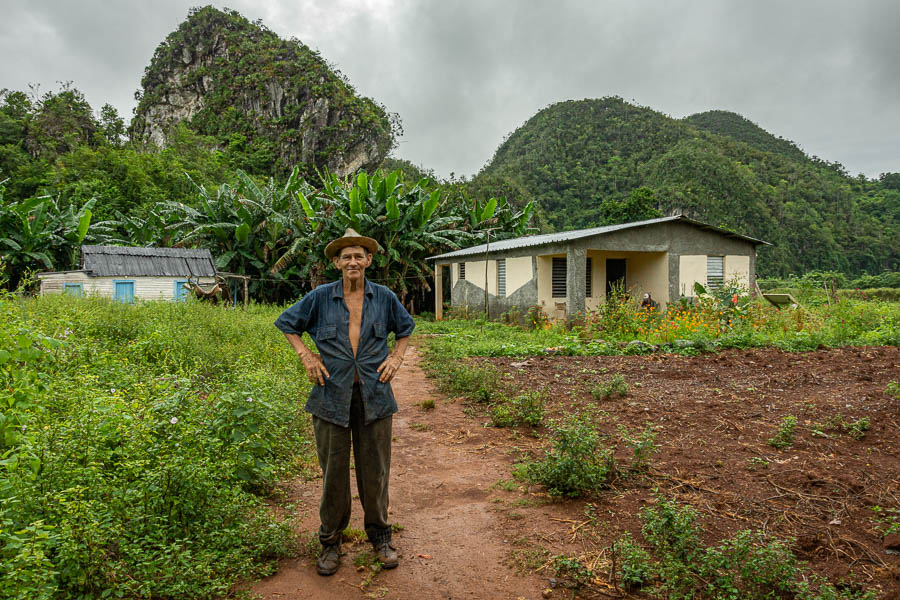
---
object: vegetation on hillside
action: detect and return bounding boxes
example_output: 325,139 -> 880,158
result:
682,110 -> 808,162
470,97 -> 898,278
2,9 -> 897,297
131,6 -> 396,179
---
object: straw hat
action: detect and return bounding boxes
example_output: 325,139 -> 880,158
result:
325,228 -> 380,259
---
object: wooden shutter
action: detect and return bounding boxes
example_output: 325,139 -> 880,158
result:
552,257 -> 567,298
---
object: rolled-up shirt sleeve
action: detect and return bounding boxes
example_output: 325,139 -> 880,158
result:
274,292 -> 316,336
389,291 -> 415,338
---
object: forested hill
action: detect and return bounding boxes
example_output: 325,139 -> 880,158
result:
131,6 -> 396,178
468,97 -> 898,278
682,110 -> 808,162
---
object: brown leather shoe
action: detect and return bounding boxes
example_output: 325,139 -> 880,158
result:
374,542 -> 398,569
316,544 -> 341,576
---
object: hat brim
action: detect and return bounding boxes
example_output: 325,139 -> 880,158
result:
325,236 -> 380,259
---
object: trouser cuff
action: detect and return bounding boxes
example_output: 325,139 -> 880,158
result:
319,531 -> 342,547
367,526 -> 392,547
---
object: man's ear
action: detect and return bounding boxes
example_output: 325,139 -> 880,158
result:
365,252 -> 373,267
332,255 -> 342,269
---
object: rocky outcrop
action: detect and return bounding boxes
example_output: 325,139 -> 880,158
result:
130,6 -> 395,177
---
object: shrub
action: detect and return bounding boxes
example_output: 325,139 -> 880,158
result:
517,413 -> 616,497
768,415 -> 798,449
619,423 -> 658,473
1,295 -> 307,598
641,495 -> 702,562
429,359 -> 504,403
591,373 -> 628,400
525,305 -> 549,330
490,389 -> 547,428
611,532 -> 652,590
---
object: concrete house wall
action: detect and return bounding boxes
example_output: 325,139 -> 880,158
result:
431,217 -> 762,320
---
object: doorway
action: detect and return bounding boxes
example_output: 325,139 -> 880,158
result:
606,259 -> 626,297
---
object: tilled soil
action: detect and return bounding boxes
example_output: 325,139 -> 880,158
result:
253,345 -> 899,599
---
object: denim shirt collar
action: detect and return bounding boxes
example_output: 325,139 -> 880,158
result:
330,277 -> 376,300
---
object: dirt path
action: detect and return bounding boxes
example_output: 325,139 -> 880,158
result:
251,345 -> 550,599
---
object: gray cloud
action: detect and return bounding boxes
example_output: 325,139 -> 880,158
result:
3,0 -> 897,178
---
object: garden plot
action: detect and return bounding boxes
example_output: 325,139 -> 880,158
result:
464,346 -> 899,598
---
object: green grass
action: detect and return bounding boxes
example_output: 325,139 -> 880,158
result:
1,294 -> 313,598
417,296 -> 899,359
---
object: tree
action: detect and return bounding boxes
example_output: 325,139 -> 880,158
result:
596,186 -> 663,225
98,104 -> 125,146
24,84 -> 98,159
0,178 -> 94,289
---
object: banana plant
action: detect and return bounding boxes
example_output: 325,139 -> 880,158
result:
0,180 -> 97,289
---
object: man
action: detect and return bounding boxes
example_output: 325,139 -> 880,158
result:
640,292 -> 659,310
274,228 -> 415,576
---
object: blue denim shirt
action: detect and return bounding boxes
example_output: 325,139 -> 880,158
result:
274,278 -> 415,427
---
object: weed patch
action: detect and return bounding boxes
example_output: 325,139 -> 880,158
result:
591,373 -> 628,400
768,415 -> 798,449
551,495 -> 876,599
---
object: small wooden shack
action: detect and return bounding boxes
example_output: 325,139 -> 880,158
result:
37,245 -> 218,302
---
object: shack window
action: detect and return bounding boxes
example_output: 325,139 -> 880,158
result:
707,256 -> 724,290
458,262 -> 466,280
586,257 -> 592,298
497,258 -> 506,297
63,282 -> 84,297
552,257 -> 567,298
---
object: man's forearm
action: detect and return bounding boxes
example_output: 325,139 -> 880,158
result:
392,336 -> 410,361
285,332 -> 314,359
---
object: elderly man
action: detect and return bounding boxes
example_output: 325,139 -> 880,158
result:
274,228 -> 415,576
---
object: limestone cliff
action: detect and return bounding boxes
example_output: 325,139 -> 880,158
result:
130,6 -> 396,177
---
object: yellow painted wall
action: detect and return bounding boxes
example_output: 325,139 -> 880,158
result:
506,256 -> 532,297
725,255 -> 750,286
585,251 -> 604,311
459,260 -> 497,294
627,253 -> 669,305
583,251 -> 668,307
679,255 -> 707,296
536,254 -> 562,314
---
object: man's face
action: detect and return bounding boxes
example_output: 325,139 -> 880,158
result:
333,246 -> 372,281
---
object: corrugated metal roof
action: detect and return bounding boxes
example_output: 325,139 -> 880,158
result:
429,216 -> 770,261
81,245 -> 217,277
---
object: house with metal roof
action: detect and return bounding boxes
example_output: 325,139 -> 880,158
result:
427,216 -> 770,320
37,245 -> 218,302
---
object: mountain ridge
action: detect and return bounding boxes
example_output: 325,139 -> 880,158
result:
465,97 -> 897,277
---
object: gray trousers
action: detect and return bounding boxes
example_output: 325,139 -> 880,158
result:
312,384 -> 393,547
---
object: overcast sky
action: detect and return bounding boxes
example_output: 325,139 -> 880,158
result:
2,0 -> 898,179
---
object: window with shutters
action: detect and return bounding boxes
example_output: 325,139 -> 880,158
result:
707,256 -> 724,290
552,257 -> 567,298
458,262 -> 466,280
497,258 -> 506,297
586,257 -> 592,298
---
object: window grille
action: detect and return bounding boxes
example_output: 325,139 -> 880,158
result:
586,257 -> 592,298
497,258 -> 506,297
707,256 -> 724,290
552,257 -> 567,298
459,262 -> 466,280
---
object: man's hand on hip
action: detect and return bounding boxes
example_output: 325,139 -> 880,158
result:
301,353 -> 330,386
376,355 -> 403,383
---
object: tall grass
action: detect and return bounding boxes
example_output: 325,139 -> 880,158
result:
2,294 -> 311,599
